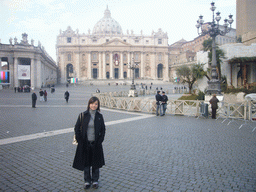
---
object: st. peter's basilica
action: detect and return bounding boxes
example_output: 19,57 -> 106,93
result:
56,6 -> 169,83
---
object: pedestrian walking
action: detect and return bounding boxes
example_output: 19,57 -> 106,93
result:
96,88 -> 100,93
14,87 -> 17,93
31,91 -> 37,108
155,91 -> 162,116
161,91 -> 168,116
39,89 -> 44,102
64,90 -> 70,103
44,90 -> 47,102
209,94 -> 219,119
73,96 -> 106,190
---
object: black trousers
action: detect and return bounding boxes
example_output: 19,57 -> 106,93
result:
84,144 -> 99,183
212,108 -> 217,119
32,100 -> 36,108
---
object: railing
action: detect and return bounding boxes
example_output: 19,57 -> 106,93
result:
94,91 -> 201,116
93,91 -> 256,131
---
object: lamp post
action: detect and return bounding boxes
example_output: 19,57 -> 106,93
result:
196,2 -> 233,95
128,58 -> 139,97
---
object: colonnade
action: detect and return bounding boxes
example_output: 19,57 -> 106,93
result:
61,51 -> 169,83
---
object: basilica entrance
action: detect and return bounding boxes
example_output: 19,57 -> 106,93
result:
114,68 -> 119,79
66,64 -> 73,82
135,68 -> 139,78
93,68 -> 98,79
157,64 -> 163,79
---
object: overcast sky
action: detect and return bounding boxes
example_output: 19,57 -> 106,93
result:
1,0 -> 236,61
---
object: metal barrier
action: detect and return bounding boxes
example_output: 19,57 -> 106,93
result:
213,101 -> 256,132
94,92 -> 256,132
239,101 -> 256,132
95,92 -> 201,116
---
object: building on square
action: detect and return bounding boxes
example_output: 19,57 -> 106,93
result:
56,6 -> 169,83
0,33 -> 57,89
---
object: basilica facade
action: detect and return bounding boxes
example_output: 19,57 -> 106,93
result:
56,7 -> 169,83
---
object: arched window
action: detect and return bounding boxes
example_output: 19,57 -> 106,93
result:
67,54 -> 71,61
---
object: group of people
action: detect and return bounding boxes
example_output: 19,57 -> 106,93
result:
39,89 -> 48,102
31,89 -> 70,107
155,91 -> 169,116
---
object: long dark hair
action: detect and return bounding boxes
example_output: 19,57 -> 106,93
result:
87,96 -> 100,111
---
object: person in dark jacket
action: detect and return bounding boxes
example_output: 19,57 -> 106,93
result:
161,91 -> 168,116
31,92 -> 37,108
44,90 -> 47,102
209,94 -> 219,119
64,91 -> 69,103
73,96 -> 106,189
155,91 -> 162,116
39,89 -> 44,102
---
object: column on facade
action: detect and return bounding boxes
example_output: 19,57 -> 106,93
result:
75,52 -> 80,80
13,57 -> 18,87
7,57 -> 13,87
163,52 -> 168,81
152,52 -> 156,80
103,52 -> 106,79
131,52 -> 134,79
141,52 -> 144,79
120,52 -> 124,79
87,52 -> 92,79
110,52 -> 113,79
99,52 -> 102,79
127,52 -> 131,79
30,58 -> 35,89
60,53 -> 66,83
37,60 -> 42,88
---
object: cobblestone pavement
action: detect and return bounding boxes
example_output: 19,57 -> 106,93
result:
0,84 -> 255,192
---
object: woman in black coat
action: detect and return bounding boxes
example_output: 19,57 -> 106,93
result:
73,96 -> 106,189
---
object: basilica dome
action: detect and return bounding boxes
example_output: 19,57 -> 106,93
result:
92,6 -> 122,34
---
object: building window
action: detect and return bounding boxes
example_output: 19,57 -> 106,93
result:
93,63 -> 97,66
124,63 -> 127,66
135,53 -> 139,61
82,39 -> 85,43
92,53 -> 97,60
93,39 -> 97,43
158,54 -> 162,61
135,40 -> 139,43
68,54 -> 71,61
158,39 -> 162,44
146,40 -> 149,44
123,54 -> 127,61
106,39 -> 109,42
123,39 -> 126,42
124,72 -> 127,78
67,37 -> 71,43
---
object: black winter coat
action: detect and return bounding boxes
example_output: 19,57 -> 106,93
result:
209,96 -> 219,109
155,93 -> 162,105
72,110 -> 105,171
32,93 -> 37,100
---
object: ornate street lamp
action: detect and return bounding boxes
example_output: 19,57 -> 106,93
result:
196,1 -> 233,95
128,58 -> 139,97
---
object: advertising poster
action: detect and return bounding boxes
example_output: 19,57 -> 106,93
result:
18,65 -> 30,80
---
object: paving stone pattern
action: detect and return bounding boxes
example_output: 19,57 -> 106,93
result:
0,84 -> 255,191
